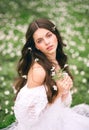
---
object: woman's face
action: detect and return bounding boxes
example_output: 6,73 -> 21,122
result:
33,28 -> 58,57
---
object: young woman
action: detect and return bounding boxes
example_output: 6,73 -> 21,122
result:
2,18 -> 89,130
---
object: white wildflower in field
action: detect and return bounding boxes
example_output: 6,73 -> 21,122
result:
5,108 -> 8,114
14,36 -> 19,41
10,111 -> 14,115
78,46 -> 85,51
82,78 -> 87,83
16,50 -> 21,56
71,65 -> 77,71
71,88 -> 78,94
0,31 -> 6,40
70,49 -> 74,54
75,70 -> 79,75
0,44 -> 5,52
11,106 -> 14,110
0,66 -> 2,71
83,58 -> 89,66
86,62 -> 89,67
80,71 -> 85,76
5,100 -> 9,105
78,57 -> 83,61
0,76 -> 4,81
4,90 -> 10,95
2,50 -> 7,55
72,52 -> 79,58
2,82 -> 6,86
8,43 -> 13,49
10,52 -> 15,58
16,25 -> 27,33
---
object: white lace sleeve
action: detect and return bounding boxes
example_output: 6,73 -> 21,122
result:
62,91 -> 72,107
14,84 -> 48,127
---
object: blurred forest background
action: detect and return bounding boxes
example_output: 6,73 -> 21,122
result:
0,0 -> 89,128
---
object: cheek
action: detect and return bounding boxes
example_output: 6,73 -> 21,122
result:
35,44 -> 44,50
35,43 -> 40,50
52,35 -> 58,43
55,39 -> 58,44
55,37 -> 58,43
53,38 -> 58,46
35,42 -> 41,49
54,37 -> 58,47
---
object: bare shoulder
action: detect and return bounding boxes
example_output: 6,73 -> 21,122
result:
27,62 -> 46,88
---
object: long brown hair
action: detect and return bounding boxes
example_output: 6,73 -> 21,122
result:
14,18 -> 72,103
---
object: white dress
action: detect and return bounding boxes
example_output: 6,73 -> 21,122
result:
2,84 -> 89,130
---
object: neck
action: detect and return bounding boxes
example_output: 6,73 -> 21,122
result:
48,56 -> 59,69
47,53 -> 56,63
46,53 -> 60,70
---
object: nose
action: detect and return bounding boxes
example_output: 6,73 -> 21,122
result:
44,38 -> 50,45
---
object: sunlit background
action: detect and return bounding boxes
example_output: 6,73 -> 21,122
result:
0,0 -> 89,128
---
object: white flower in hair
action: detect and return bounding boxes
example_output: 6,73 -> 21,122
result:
53,85 -> 57,91
51,66 -> 55,71
51,66 -> 56,76
63,72 -> 68,76
22,75 -> 27,79
64,64 -> 68,68
35,58 -> 39,62
51,71 -> 56,76
28,47 -> 32,51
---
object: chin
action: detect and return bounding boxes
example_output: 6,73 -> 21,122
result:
48,50 -> 56,54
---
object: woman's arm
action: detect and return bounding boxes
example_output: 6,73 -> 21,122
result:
14,63 -> 48,127
27,62 -> 46,88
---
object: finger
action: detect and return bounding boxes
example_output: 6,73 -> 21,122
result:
64,75 -> 72,84
59,73 -> 68,82
60,72 -> 68,81
61,78 -> 73,90
62,90 -> 69,95
63,72 -> 68,77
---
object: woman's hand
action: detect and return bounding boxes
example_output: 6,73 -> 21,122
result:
56,72 -> 73,100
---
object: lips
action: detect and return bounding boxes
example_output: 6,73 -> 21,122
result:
46,45 -> 53,50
